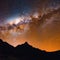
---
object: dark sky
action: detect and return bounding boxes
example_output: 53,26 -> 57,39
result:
0,0 -> 60,21
0,0 -> 60,52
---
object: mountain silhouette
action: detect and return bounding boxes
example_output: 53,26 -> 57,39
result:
0,39 -> 60,60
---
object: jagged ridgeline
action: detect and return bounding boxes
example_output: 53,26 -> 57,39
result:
0,39 -> 60,60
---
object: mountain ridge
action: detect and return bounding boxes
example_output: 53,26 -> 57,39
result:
0,39 -> 60,60
0,39 -> 60,52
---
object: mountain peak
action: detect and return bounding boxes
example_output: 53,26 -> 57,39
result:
16,42 -> 32,48
24,42 -> 29,45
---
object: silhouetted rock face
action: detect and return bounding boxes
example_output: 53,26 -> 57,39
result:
0,39 -> 60,60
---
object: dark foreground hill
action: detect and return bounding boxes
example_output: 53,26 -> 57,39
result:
0,39 -> 60,60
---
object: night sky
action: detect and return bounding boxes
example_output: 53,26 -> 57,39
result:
0,0 -> 60,52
